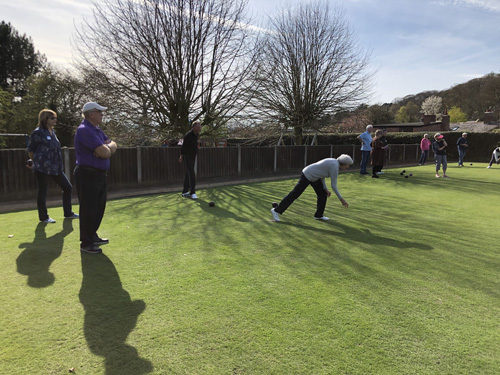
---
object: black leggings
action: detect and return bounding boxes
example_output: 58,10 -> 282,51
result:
34,171 -> 73,221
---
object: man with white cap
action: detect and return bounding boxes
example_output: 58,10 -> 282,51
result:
74,102 -> 117,254
357,124 -> 373,175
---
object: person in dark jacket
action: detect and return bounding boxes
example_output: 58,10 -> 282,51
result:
432,133 -> 449,178
179,121 -> 202,199
370,129 -> 385,178
27,109 -> 78,223
456,132 -> 468,167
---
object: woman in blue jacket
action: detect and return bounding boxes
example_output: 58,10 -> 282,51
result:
27,109 -> 78,223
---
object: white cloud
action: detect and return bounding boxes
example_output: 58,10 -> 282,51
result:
432,0 -> 500,12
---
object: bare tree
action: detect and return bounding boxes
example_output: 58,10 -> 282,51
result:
249,2 -> 372,145
74,0 -> 258,141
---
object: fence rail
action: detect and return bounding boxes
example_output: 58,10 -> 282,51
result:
0,144 -> 421,202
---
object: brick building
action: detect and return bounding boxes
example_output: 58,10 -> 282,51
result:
375,113 -> 450,133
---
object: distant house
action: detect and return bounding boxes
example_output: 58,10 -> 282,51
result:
375,109 -> 499,133
375,114 -> 450,133
451,109 -> 500,133
448,122 -> 500,133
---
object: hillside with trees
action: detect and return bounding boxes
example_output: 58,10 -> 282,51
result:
385,73 -> 500,124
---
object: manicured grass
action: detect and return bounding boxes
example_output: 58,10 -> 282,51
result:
1,163 -> 499,375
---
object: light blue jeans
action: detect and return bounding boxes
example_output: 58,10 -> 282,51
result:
435,155 -> 447,173
360,151 -> 370,174
458,147 -> 466,166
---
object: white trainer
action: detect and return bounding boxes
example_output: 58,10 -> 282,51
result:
42,217 -> 56,223
314,216 -> 330,221
271,208 -> 281,222
191,193 -> 198,199
486,166 -> 491,169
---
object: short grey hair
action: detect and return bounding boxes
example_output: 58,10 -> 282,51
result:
337,154 -> 353,165
366,124 -> 373,131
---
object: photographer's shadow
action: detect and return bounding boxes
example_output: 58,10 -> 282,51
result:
16,220 -> 73,288
79,253 -> 152,375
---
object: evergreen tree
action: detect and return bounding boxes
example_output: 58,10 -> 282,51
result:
0,21 -> 46,96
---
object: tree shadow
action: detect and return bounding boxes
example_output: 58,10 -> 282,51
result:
280,220 -> 432,251
194,198 -> 249,222
16,219 -> 73,288
79,253 -> 153,375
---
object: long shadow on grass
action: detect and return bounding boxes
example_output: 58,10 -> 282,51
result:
195,198 -> 249,222
79,253 -> 152,375
281,221 -> 432,251
16,219 -> 73,288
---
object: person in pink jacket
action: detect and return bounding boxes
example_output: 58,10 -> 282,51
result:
419,134 -> 431,165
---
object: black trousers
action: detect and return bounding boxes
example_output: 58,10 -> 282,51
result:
275,173 -> 328,218
34,171 -> 73,221
372,165 -> 383,175
182,155 -> 197,194
74,166 -> 107,247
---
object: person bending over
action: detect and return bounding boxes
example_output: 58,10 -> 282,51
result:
270,155 -> 353,222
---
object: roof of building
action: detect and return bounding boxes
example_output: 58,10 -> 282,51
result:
448,121 -> 500,132
374,122 -> 441,128
375,121 -> 499,132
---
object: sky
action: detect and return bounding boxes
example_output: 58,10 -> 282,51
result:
2,0 -> 500,104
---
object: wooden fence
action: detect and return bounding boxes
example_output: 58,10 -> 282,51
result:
0,144 -> 421,202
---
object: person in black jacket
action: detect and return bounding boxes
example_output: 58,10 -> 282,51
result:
179,121 -> 202,199
432,133 -> 449,178
456,132 -> 468,167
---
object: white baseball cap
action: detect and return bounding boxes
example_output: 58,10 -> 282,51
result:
82,102 -> 107,113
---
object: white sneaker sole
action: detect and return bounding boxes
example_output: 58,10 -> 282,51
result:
314,216 -> 330,221
270,208 -> 280,222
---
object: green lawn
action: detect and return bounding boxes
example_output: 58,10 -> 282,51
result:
1,163 -> 499,375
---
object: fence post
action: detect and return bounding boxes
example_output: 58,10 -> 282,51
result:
63,147 -> 70,178
274,145 -> 277,173
137,146 -> 142,184
304,145 -> 308,167
330,144 -> 333,158
352,145 -> 356,163
238,145 -> 241,177
403,144 -> 406,162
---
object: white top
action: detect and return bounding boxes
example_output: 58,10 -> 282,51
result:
493,147 -> 500,162
302,158 -> 342,200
